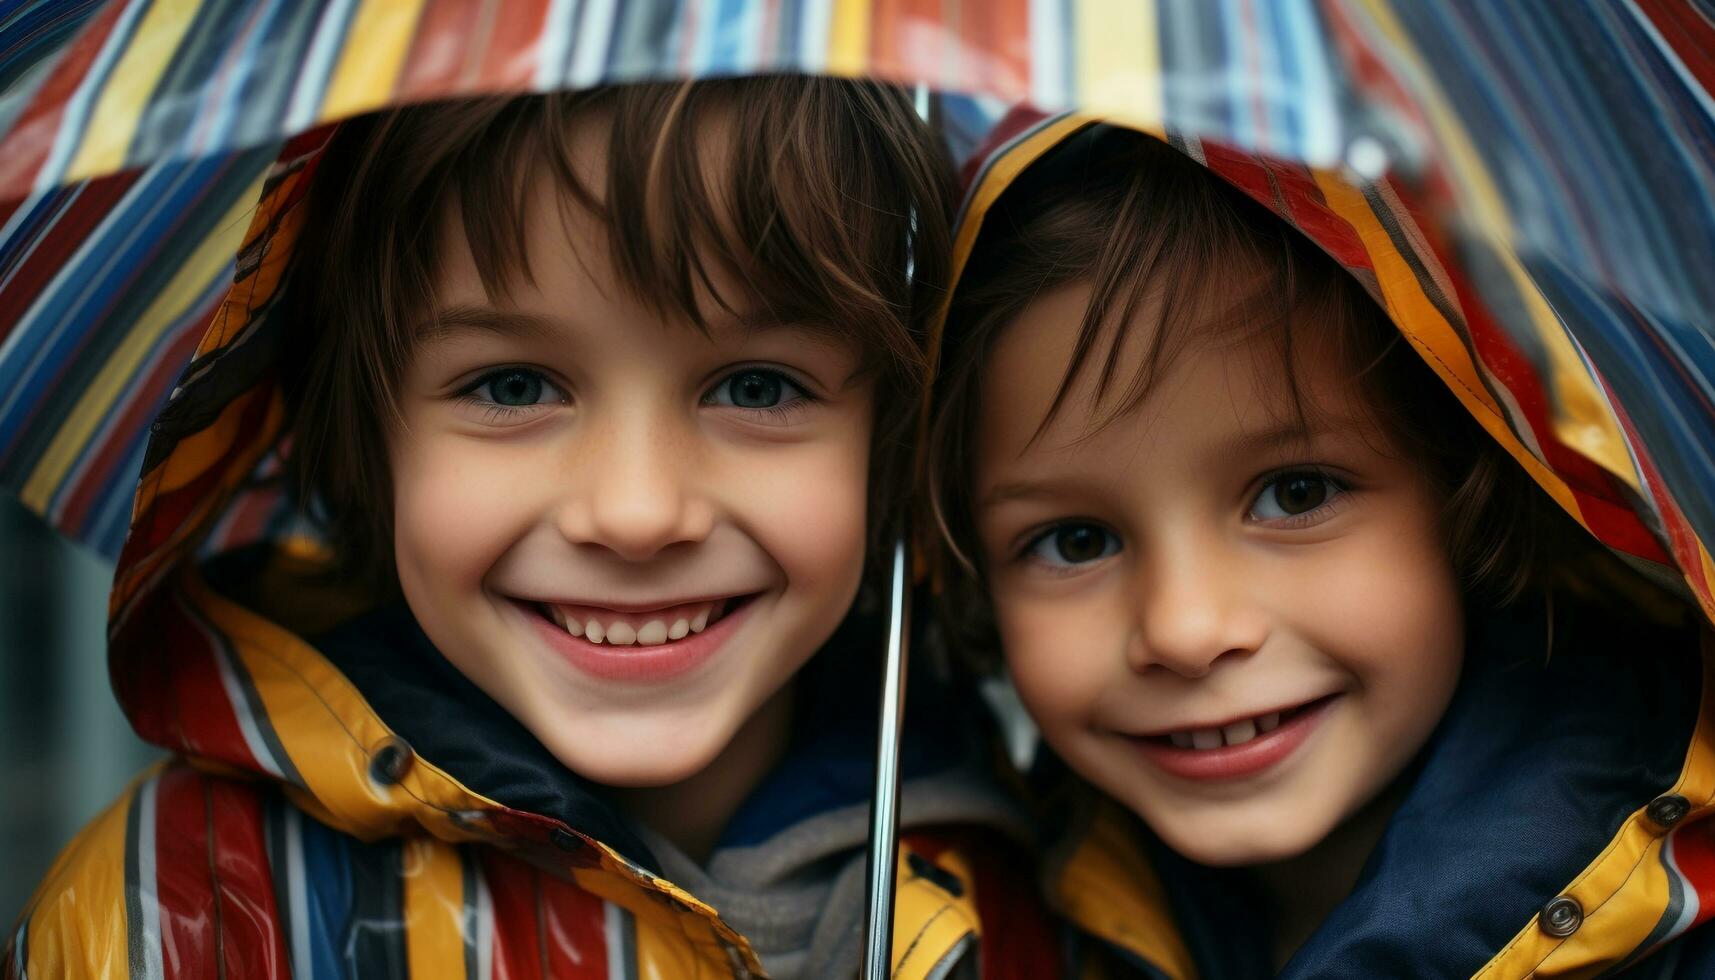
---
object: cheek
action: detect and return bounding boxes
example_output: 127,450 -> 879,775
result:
722,416 -> 872,598
390,429 -> 536,593
1294,501 -> 1465,718
995,585 -> 1124,735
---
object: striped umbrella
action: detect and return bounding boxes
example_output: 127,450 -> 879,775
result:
1,0 -> 1712,972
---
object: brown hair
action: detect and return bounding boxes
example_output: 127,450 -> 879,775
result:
282,76 -> 954,587
928,127 -> 1589,665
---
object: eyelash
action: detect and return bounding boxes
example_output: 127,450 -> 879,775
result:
1246,467 -> 1350,529
451,366 -> 820,424
452,367 -> 564,423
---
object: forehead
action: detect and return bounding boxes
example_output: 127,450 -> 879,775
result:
976,281 -> 1364,475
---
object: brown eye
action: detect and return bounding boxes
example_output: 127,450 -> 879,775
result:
1250,471 -> 1343,522
1274,475 -> 1327,514
1027,523 -> 1119,567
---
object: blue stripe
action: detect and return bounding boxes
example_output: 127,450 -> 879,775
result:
296,811 -> 356,980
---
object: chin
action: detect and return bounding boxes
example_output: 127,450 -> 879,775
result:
1152,808 -> 1333,868
542,725 -> 729,789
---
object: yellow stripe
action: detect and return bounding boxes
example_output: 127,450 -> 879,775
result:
825,0 -> 872,77
891,847 -> 983,980
1074,0 -> 1162,134
18,171 -> 265,514
1350,0 -> 1640,495
1053,801 -> 1197,980
19,775 -> 150,977
1310,167 -> 1586,526
319,0 -> 430,121
186,571 -> 505,837
402,838 -> 468,980
1477,631 -> 1715,977
66,0 -> 202,182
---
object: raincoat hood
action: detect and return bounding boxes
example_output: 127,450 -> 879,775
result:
936,110 -> 1715,978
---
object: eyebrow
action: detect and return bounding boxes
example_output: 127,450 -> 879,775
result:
979,416 -> 1366,510
417,305 -> 561,342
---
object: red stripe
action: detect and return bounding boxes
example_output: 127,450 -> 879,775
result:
1671,817 -> 1715,929
1633,0 -> 1715,98
1430,213 -> 1672,564
111,589 -> 261,768
204,779 -> 292,979
960,833 -> 1060,980
1606,383 -> 1713,606
537,869 -> 611,978
1270,160 -> 1372,272
393,0 -> 485,102
152,766 -> 222,980
482,852 -> 546,980
0,170 -> 140,340
961,0 -> 1030,98
0,0 -> 129,198
476,0 -> 552,90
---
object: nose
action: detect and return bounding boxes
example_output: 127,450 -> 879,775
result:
1126,541 -> 1266,677
557,412 -> 715,561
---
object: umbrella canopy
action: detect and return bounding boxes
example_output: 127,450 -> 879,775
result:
0,2 -> 1712,626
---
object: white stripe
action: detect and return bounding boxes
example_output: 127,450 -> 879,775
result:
0,163 -> 195,426
13,917 -> 29,980
687,0 -> 719,72
284,804 -> 315,978
1661,827 -> 1702,945
1622,0 -> 1715,131
1028,0 -> 1068,112
568,0 -> 620,89
603,901 -> 629,980
34,0 -> 153,193
795,0 -> 833,74
534,0 -> 581,89
727,0 -> 766,74
282,0 -> 359,133
181,595 -> 287,779
136,776 -> 165,980
474,868 -> 494,980
199,0 -> 290,155
1283,0 -> 1340,166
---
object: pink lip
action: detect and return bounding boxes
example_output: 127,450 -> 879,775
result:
1131,696 -> 1338,782
518,596 -> 755,683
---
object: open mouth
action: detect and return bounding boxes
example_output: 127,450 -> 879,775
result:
531,595 -> 754,647
1141,695 -> 1338,752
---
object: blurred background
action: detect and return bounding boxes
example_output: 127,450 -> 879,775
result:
0,498 -> 158,925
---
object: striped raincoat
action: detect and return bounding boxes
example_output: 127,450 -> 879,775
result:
0,102 -> 1066,980
934,109 -> 1715,979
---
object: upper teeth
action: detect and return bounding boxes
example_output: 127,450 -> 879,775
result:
1166,711 -> 1282,750
545,600 -> 725,646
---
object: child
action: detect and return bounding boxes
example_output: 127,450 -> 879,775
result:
929,120 -> 1715,977
7,78 -> 1047,979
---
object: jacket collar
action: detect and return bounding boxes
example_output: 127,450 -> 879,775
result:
1048,601 -> 1712,978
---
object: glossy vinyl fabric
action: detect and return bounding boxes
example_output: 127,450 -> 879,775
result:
1,2 -> 1714,978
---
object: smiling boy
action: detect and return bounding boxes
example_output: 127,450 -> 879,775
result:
8,78 -> 1044,979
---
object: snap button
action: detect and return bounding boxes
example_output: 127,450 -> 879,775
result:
1647,794 -> 1692,830
368,737 -> 414,785
550,828 -> 582,853
1539,896 -> 1583,938
906,851 -> 965,898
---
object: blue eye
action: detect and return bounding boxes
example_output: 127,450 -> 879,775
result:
705,369 -> 808,411
1249,471 -> 1345,521
1026,523 -> 1121,567
463,368 -> 563,409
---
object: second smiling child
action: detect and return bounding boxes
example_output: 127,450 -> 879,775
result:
931,118 -> 1715,977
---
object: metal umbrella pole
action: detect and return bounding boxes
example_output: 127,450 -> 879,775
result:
861,537 -> 912,979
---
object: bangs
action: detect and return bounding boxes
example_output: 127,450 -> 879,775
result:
285,76 -> 954,586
